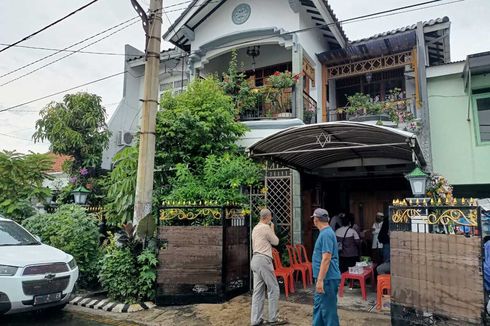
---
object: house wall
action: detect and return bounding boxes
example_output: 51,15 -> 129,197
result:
200,45 -> 292,77
298,7 -> 329,122
191,0 -> 300,51
428,65 -> 490,186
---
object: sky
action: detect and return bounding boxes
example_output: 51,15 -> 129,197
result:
0,0 -> 489,154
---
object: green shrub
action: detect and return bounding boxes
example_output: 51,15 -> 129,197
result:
98,238 -> 157,303
23,204 -> 100,288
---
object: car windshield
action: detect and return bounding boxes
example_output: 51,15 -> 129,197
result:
0,220 -> 39,246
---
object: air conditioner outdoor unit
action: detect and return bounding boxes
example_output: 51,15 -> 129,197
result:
117,130 -> 134,146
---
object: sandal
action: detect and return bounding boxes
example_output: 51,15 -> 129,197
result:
267,317 -> 289,325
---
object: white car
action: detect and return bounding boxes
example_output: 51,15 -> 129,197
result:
0,216 -> 79,315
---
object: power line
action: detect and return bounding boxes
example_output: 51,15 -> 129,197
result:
207,0 -> 461,52
0,0 -> 464,114
0,17 -> 140,80
0,132 -> 33,142
0,21 -> 138,87
0,0 -> 100,54
0,43 -> 136,57
0,72 -> 126,113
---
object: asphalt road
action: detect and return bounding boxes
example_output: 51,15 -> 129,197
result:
0,309 -> 113,326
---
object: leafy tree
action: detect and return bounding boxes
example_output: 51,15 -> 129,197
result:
103,78 -> 250,225
33,92 -> 111,173
157,77 -> 247,173
166,154 -> 262,207
23,204 -> 100,288
0,151 -> 52,222
103,146 -> 138,225
220,50 -> 258,113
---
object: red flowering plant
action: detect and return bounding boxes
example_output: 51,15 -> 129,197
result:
261,71 -> 302,116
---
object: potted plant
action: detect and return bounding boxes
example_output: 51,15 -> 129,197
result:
342,88 -> 421,132
261,71 -> 302,117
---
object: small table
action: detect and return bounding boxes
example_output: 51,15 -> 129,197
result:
338,267 -> 374,301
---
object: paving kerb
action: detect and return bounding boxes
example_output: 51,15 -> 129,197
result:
66,294 -> 391,326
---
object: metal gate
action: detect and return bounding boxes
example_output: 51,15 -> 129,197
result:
248,162 -> 293,242
265,162 -> 293,243
389,200 -> 485,325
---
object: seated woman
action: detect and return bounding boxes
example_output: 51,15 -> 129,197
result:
336,215 -> 361,273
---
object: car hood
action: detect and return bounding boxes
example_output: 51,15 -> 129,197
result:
0,244 -> 71,267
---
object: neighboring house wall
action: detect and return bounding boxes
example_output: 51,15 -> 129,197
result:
428,62 -> 490,187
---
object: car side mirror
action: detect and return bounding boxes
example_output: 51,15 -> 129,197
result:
34,235 -> 41,242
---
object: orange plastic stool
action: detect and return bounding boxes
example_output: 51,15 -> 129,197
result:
376,274 -> 391,311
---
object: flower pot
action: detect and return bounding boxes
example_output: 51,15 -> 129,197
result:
276,112 -> 293,118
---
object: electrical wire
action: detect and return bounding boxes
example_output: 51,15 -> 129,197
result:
0,72 -> 126,113
0,17 -> 140,79
0,0 -> 100,54
0,132 -> 33,142
0,0 -> 465,115
0,21 -> 138,87
0,43 -> 135,57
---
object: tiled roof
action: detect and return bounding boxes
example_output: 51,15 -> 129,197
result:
350,16 -> 450,44
321,0 -> 349,43
164,0 -> 349,45
46,153 -> 72,173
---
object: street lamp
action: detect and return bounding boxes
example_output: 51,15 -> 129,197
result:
405,166 -> 429,198
72,186 -> 90,205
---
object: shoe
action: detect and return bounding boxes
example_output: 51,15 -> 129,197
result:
267,317 -> 289,325
252,319 -> 265,326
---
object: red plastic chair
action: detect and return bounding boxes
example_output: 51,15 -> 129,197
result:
271,248 -> 295,298
286,244 -> 309,289
295,244 -> 313,285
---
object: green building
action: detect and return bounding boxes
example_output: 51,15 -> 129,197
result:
427,51 -> 490,197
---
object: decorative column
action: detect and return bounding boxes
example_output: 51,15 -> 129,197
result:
292,34 -> 304,121
292,169 -> 302,244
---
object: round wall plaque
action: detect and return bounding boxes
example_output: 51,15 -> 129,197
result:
232,3 -> 251,25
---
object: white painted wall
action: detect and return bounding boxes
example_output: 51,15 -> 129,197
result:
201,44 -> 292,76
192,0 -> 300,51
298,8 -> 329,122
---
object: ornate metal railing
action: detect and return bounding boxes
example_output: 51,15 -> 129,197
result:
327,51 -> 413,80
303,91 -> 317,124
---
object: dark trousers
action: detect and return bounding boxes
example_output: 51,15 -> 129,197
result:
339,256 -> 358,273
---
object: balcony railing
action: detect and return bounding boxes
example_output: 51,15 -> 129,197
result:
303,91 -> 317,125
238,88 -> 318,125
328,96 -> 415,123
239,88 -> 294,121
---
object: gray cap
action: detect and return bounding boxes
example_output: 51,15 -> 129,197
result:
311,208 -> 329,221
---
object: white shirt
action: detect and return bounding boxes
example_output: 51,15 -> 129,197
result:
371,222 -> 383,249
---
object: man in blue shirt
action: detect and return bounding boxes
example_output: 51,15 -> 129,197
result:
311,208 -> 341,326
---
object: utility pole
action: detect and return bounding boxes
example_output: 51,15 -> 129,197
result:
131,0 -> 162,225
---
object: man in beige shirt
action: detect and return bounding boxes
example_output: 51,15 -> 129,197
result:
250,208 -> 287,325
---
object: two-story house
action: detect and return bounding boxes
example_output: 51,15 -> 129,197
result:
103,0 -> 452,251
